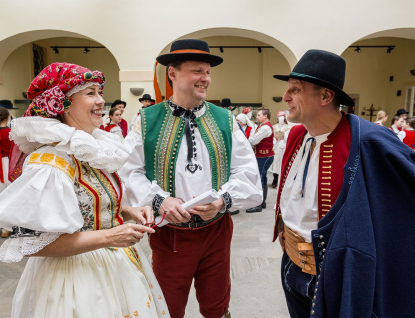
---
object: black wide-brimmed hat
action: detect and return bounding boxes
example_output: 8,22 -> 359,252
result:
157,39 -> 223,67
273,49 -> 355,106
0,99 -> 18,109
139,94 -> 155,103
111,99 -> 127,108
395,108 -> 409,116
221,98 -> 231,108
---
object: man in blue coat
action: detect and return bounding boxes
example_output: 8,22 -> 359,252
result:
273,49 -> 415,317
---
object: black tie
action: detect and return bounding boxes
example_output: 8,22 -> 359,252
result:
172,108 -> 198,173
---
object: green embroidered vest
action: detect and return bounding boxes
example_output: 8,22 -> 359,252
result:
141,101 -> 233,198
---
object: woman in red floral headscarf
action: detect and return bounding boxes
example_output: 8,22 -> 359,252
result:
0,63 -> 169,318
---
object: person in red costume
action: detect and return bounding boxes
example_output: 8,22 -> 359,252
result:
236,113 -> 254,138
246,107 -> 274,213
403,117 -> 415,149
111,99 -> 128,136
105,106 -> 125,138
273,49 -> 415,318
0,107 -> 12,237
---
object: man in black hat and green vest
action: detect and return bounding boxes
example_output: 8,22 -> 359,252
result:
130,94 -> 155,128
120,39 -> 262,318
272,49 -> 415,317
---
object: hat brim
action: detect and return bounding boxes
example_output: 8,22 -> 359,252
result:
157,53 -> 223,67
273,73 -> 355,107
0,106 -> 19,109
139,98 -> 155,102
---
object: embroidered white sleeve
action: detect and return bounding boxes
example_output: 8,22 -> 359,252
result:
0,158 -> 83,262
218,129 -> 263,211
249,125 -> 273,146
120,129 -> 170,207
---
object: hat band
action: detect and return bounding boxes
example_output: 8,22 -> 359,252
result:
290,72 -> 319,80
170,49 -> 210,54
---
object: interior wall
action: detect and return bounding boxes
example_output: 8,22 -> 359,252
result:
342,37 -> 415,121
47,38 -> 120,105
0,37 -> 120,117
0,44 -> 32,117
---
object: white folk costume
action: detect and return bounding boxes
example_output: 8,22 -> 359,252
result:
123,39 -> 261,318
0,126 -> 11,193
270,120 -> 290,175
105,123 -> 125,138
121,101 -> 262,214
120,100 -> 262,317
0,62 -> 169,318
0,118 -> 169,318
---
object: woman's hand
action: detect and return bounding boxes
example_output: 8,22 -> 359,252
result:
122,206 -> 154,225
104,223 -> 155,248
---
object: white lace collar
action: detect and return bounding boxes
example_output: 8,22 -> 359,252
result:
10,117 -> 130,172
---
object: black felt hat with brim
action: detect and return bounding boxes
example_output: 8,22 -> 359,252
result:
0,99 -> 18,109
395,108 -> 409,116
111,99 -> 126,108
273,49 -> 355,107
221,98 -> 231,108
139,94 -> 155,103
157,39 -> 223,67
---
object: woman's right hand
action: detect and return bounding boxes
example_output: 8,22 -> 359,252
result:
104,223 -> 155,248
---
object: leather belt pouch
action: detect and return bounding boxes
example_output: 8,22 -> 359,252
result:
284,224 -> 316,275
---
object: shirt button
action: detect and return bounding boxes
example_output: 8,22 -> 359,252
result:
320,235 -> 324,239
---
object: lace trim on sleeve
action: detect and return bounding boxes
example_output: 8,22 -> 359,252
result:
0,232 -> 62,263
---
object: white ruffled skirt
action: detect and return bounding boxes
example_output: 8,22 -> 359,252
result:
0,157 -> 10,193
12,244 -> 170,318
269,141 -> 285,174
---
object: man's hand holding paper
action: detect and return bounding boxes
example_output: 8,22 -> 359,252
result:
159,197 -> 191,224
190,197 -> 225,221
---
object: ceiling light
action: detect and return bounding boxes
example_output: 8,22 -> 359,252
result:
84,47 -> 90,54
53,47 -> 59,54
354,47 -> 362,53
258,47 -> 262,53
220,46 -> 224,53
387,46 -> 394,54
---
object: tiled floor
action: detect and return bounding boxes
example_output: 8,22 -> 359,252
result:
0,178 -> 289,318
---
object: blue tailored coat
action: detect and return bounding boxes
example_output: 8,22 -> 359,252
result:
311,114 -> 415,317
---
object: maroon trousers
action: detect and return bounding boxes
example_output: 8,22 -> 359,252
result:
149,213 -> 233,318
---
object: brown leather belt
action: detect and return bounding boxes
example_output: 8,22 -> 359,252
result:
284,224 -> 316,275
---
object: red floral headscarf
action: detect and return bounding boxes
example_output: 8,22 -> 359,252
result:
9,63 -> 105,182
242,107 -> 252,115
24,63 -> 105,118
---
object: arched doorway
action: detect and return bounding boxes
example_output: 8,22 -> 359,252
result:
0,30 -> 120,117
340,28 -> 415,121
